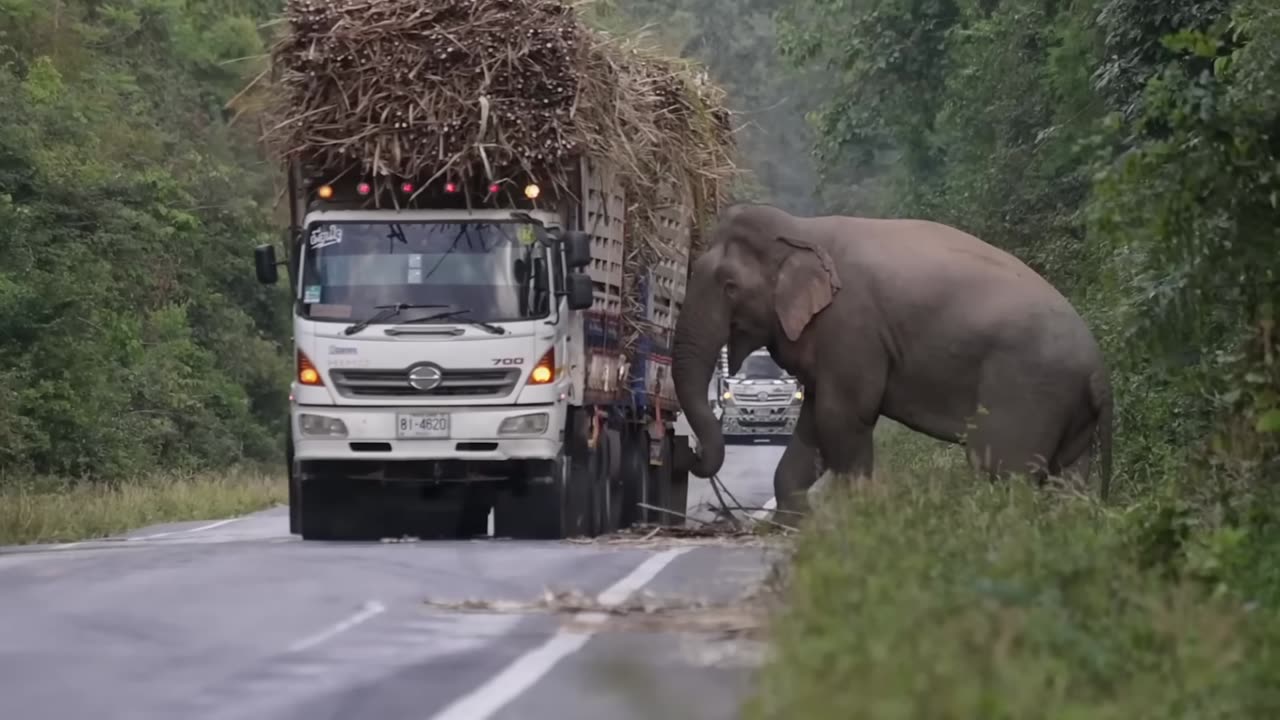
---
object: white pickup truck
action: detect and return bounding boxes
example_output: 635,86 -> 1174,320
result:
714,347 -> 803,445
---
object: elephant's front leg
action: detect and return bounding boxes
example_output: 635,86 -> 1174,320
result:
807,391 -> 876,507
773,395 -> 820,517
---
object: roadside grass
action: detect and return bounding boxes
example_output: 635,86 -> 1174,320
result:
0,466 -> 286,546
743,421 -> 1280,719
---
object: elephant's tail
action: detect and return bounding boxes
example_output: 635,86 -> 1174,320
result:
1090,369 -> 1114,502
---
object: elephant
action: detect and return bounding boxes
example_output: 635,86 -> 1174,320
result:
671,203 -> 1113,516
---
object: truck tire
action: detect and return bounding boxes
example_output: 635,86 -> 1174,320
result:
493,407 -> 593,540
593,427 -> 624,535
619,427 -> 650,528
493,452 -> 591,540
295,475 -> 365,541
286,433 -> 300,535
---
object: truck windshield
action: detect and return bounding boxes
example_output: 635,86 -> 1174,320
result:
737,354 -> 786,380
298,221 -> 552,324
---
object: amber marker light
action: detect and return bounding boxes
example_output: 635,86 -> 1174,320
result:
524,183 -> 541,200
297,350 -> 323,386
529,347 -> 555,385
316,185 -> 335,200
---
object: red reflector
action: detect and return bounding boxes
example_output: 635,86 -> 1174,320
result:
357,182 -> 372,196
444,182 -> 459,193
488,183 -> 500,194
401,182 -> 414,194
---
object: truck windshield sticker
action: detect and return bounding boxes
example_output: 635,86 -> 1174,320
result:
408,253 -> 423,268
303,285 -> 322,303
407,267 -> 423,284
309,303 -> 353,319
309,225 -> 343,250
517,225 -> 535,245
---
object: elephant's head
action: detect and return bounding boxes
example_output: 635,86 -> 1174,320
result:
672,205 -> 842,478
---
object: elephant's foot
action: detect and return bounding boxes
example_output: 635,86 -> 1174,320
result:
772,490 -> 812,521
805,469 -> 834,507
805,468 -> 867,508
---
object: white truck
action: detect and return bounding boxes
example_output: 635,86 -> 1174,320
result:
715,347 -> 804,445
253,159 -> 698,540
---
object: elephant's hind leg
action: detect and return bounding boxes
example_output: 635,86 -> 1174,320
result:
964,411 -> 1062,488
1053,412 -> 1098,494
965,358 -> 1078,488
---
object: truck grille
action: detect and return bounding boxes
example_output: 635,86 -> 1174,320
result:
734,389 -> 795,405
330,367 -> 521,399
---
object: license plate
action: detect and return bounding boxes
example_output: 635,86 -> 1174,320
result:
396,412 -> 450,439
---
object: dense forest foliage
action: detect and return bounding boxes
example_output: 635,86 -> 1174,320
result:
773,0 -> 1280,527
0,0 -> 291,481
3,0 -> 1278,527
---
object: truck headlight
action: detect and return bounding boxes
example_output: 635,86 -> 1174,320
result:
499,412 -> 549,435
298,413 -> 348,437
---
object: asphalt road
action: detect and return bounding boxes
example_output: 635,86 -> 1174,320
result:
0,442 -> 786,720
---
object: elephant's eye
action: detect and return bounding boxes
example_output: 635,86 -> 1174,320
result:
723,280 -> 738,298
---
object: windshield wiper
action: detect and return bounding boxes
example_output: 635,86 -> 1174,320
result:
342,303 -> 448,336
400,308 -> 506,335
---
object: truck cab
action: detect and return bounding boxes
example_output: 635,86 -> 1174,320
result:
717,347 -> 803,444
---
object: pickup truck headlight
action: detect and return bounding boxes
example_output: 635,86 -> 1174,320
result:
298,413 -> 348,437
499,412 -> 549,435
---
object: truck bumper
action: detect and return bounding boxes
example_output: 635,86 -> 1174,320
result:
721,405 -> 800,436
292,403 -> 565,464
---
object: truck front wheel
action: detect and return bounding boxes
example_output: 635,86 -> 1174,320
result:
287,434 -> 300,535
493,407 -> 593,540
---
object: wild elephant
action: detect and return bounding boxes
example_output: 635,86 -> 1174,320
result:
671,203 -> 1113,515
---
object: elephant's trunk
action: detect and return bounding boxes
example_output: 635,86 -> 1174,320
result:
672,256 -> 729,478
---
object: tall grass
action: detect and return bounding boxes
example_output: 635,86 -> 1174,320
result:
743,421 -> 1280,719
0,467 -> 286,545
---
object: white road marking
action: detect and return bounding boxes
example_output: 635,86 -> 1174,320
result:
751,496 -> 777,520
45,517 -> 245,550
131,517 -> 242,541
288,600 -> 387,653
426,547 -> 693,720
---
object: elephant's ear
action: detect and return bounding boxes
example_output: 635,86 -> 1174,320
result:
774,236 -> 841,342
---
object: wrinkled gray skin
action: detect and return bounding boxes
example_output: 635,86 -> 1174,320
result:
672,203 -> 1113,515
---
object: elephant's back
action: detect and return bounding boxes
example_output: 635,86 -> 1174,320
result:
814,215 -> 1077,310
812,215 -> 1104,366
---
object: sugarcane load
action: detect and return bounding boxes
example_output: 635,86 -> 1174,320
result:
250,0 -> 738,541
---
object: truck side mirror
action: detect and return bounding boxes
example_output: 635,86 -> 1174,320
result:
566,272 -> 594,310
562,230 -> 591,270
254,244 -> 279,285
